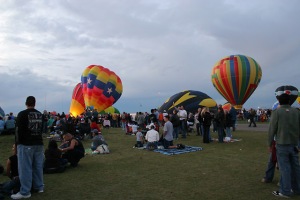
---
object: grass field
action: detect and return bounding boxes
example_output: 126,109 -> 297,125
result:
0,126 -> 292,200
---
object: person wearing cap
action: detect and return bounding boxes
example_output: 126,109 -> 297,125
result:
11,96 -> 44,199
91,130 -> 107,151
145,124 -> 159,149
77,118 -> 91,139
269,86 -> 300,198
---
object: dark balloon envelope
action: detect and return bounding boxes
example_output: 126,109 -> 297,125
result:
158,90 -> 217,114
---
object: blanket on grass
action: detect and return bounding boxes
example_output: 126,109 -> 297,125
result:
152,146 -> 203,156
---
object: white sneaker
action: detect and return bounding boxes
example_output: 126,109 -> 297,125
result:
272,191 -> 290,198
11,192 -> 31,199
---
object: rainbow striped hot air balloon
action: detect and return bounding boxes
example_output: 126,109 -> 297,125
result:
211,55 -> 262,109
81,65 -> 123,112
69,83 -> 85,117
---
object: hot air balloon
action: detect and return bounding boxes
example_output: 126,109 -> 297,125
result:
222,102 -> 231,111
297,92 -> 300,105
81,65 -> 123,112
158,90 -> 217,114
69,83 -> 85,117
211,55 -> 262,109
274,85 -> 298,105
99,106 -> 120,114
272,101 -> 279,110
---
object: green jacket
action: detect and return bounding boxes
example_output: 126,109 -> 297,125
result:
268,105 -> 300,147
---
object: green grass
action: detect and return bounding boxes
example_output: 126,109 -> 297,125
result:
0,127 -> 287,200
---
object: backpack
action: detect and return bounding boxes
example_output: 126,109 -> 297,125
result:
96,144 -> 110,154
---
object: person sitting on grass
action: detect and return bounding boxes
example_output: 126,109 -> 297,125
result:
134,127 -> 144,147
145,124 -> 159,150
59,133 -> 85,167
44,140 -> 68,173
91,130 -> 108,151
128,122 -> 139,135
0,144 -> 20,195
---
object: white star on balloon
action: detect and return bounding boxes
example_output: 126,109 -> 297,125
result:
107,88 -> 113,94
87,78 -> 92,84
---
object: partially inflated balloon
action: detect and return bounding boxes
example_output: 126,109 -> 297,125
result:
69,83 -> 85,117
99,106 -> 120,114
81,65 -> 123,112
211,55 -> 262,109
158,90 -> 217,114
222,102 -> 231,111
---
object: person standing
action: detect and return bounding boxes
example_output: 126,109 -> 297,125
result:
269,87 -> 300,198
170,110 -> 180,140
248,108 -> 257,127
195,108 -> 203,136
215,106 -> 225,143
229,105 -> 237,131
177,106 -> 187,138
201,107 -> 212,143
11,96 -> 44,199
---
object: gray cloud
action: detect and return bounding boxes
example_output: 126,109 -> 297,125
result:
0,0 -> 299,114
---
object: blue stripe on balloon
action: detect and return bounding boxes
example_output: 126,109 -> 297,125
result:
81,76 -> 87,84
87,74 -> 97,89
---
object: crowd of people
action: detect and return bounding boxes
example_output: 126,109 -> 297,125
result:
0,93 -> 299,199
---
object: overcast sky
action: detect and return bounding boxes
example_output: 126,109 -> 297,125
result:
0,0 -> 299,115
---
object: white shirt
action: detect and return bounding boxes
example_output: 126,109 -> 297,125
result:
178,109 -> 187,120
145,129 -> 159,142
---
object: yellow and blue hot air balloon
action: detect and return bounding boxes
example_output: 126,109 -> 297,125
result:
211,55 -> 262,109
81,65 -> 123,112
158,90 -> 217,114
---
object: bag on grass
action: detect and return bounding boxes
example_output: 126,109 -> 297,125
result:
96,144 -> 110,154
176,143 -> 185,149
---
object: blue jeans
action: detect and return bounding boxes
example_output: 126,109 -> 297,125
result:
276,144 -> 300,196
173,127 -> 179,139
121,121 -> 126,130
217,127 -> 224,143
264,153 -> 276,182
180,120 -> 187,138
196,123 -> 203,136
225,127 -> 232,138
17,145 -> 44,195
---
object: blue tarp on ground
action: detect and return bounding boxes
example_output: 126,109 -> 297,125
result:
153,146 -> 203,156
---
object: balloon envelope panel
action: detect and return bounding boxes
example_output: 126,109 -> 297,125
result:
69,83 -> 85,117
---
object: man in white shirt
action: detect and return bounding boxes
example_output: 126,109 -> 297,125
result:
145,125 -> 159,149
177,106 -> 187,138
